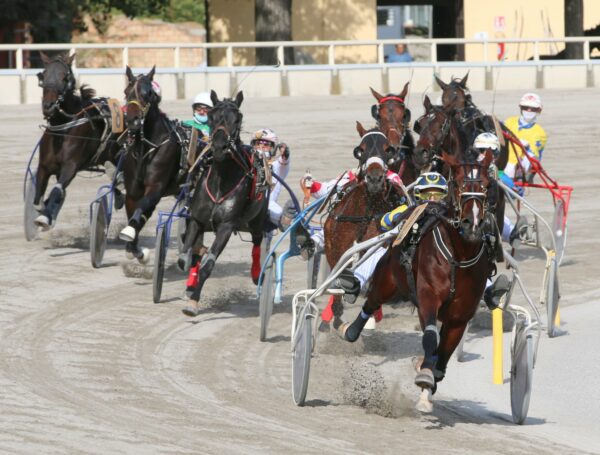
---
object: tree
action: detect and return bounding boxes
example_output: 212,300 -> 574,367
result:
564,0 -> 584,59
255,0 -> 294,65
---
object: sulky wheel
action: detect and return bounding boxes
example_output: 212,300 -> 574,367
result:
292,313 -> 313,406
510,322 -> 534,424
152,225 -> 168,303
259,254 -> 276,342
552,199 -> 567,266
90,199 -> 108,268
546,256 -> 560,337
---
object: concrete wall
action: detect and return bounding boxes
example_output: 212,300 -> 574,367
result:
4,62 -> 599,105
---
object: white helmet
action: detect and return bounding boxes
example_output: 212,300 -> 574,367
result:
151,81 -> 162,99
252,128 -> 278,145
519,92 -> 542,110
473,132 -> 500,151
192,91 -> 213,108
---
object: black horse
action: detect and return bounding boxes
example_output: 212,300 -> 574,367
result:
119,65 -> 188,263
34,52 -> 122,229
181,90 -> 269,317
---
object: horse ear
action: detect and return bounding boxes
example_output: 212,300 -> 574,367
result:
126,66 -> 135,82
355,121 -> 367,137
423,95 -> 433,113
434,74 -> 448,90
460,71 -> 469,88
369,86 -> 383,102
65,53 -> 76,66
235,91 -> 244,107
399,81 -> 409,100
40,51 -> 51,66
210,89 -> 219,106
147,65 -> 156,80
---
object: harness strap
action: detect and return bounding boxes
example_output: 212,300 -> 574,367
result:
44,118 -> 90,131
379,96 -> 405,104
203,165 -> 250,205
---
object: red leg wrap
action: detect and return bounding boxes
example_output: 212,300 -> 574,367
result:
374,306 -> 383,323
186,263 -> 200,288
321,295 -> 335,323
251,245 -> 261,285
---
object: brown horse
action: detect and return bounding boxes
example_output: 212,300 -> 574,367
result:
369,83 -> 419,185
341,149 -> 498,412
434,73 -> 509,170
33,52 -> 121,229
321,122 -> 404,329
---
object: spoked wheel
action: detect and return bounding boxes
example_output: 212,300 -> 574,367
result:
152,225 -> 168,303
552,199 -> 567,266
306,251 -> 322,289
24,172 -> 38,241
259,254 -> 276,342
292,313 -> 313,406
90,200 -> 108,268
546,257 -> 560,337
510,322 -> 534,424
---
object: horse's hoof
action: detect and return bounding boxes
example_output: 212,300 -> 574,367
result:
34,214 -> 50,229
415,368 -> 435,389
119,226 -> 136,242
182,300 -> 203,317
415,389 -> 433,413
137,247 -> 150,265
318,320 -> 331,333
364,316 -> 376,331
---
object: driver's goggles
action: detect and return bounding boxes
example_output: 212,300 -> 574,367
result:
254,139 -> 274,148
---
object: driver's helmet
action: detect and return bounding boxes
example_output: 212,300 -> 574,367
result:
151,81 -> 162,102
519,92 -> 542,111
473,132 -> 500,152
414,172 -> 448,202
251,128 -> 278,158
192,91 -> 213,109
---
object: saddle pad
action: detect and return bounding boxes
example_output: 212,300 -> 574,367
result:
392,202 -> 429,247
108,98 -> 124,133
187,127 -> 199,166
492,115 -> 506,148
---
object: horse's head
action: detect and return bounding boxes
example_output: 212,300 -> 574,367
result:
208,90 -> 244,162
434,72 -> 470,112
354,122 -> 394,195
124,65 -> 159,132
443,148 -> 494,242
37,52 -> 76,119
414,95 -> 452,171
370,83 -> 410,165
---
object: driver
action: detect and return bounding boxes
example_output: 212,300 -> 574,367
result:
182,91 -> 213,139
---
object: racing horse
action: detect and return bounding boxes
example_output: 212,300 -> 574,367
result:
320,123 -> 405,329
434,73 -> 510,170
181,90 -> 269,317
414,95 -> 506,243
118,66 -> 188,263
341,149 -> 498,413
33,52 -> 122,229
369,83 -> 419,185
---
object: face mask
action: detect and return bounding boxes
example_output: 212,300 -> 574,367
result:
194,113 -> 208,123
520,110 -> 537,124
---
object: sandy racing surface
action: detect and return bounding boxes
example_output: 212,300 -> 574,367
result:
1,88 -> 599,454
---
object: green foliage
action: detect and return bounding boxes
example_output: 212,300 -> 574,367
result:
160,0 -> 205,24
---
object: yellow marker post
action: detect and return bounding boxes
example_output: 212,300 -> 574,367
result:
492,308 -> 503,385
555,307 -> 561,327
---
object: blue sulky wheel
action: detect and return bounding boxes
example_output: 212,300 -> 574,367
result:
90,199 -> 108,268
24,171 -> 38,241
292,312 -> 313,406
510,321 -> 534,424
259,254 -> 276,342
153,225 -> 168,303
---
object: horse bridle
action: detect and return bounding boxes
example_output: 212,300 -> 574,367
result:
377,96 -> 408,162
38,58 -> 77,119
448,160 -> 488,226
126,78 -> 153,125
355,131 -> 390,179
417,109 -> 452,166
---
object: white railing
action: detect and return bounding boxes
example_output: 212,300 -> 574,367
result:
0,36 -> 598,70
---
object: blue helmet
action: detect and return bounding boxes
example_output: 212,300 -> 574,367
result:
414,172 -> 448,202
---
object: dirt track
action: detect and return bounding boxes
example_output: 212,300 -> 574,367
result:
1,88 -> 599,454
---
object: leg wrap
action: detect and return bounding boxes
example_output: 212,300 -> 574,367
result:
45,183 -> 65,221
422,325 -> 439,370
344,308 -> 372,342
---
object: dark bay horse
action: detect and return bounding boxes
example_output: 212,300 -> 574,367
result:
414,95 -> 506,242
369,83 -> 419,185
181,90 -> 269,317
321,123 -> 404,329
341,149 -> 498,413
119,66 -> 187,263
33,52 -> 121,229
434,73 -> 509,170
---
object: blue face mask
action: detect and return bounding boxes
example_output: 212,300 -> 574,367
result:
194,113 -> 208,124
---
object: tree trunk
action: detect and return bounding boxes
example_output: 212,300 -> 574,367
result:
255,0 -> 294,65
565,0 -> 584,59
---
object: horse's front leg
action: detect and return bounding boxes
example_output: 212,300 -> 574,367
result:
182,222 -> 236,317
35,160 -> 77,229
434,322 -> 470,384
120,188 -> 162,263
